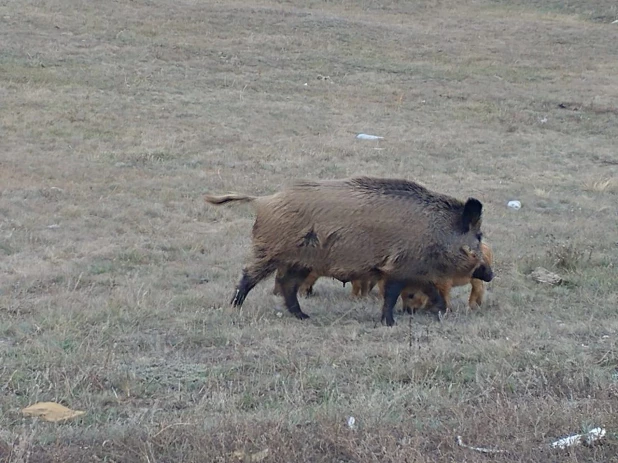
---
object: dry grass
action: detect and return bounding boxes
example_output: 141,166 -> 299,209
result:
583,177 -> 618,193
1,0 -> 618,461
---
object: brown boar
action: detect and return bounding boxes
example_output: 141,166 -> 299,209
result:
204,176 -> 492,326
401,242 -> 494,312
292,243 -> 492,307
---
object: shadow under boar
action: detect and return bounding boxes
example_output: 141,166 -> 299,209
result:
204,176 -> 492,326
273,271 -> 379,299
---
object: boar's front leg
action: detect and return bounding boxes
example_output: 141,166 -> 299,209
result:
275,266 -> 312,320
381,280 -> 406,327
232,259 -> 277,307
416,281 -> 448,320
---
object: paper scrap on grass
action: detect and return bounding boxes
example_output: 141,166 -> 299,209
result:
22,402 -> 85,422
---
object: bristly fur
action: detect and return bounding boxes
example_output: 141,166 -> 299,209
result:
205,176 -> 488,324
346,176 -> 464,211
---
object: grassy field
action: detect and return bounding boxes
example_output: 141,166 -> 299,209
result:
1,0 -> 618,461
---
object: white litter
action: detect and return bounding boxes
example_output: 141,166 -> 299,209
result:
550,427 -> 606,449
347,416 -> 356,430
356,133 -> 384,140
507,200 -> 521,210
47,224 -> 60,229
612,19 -> 618,24
456,436 -> 506,454
457,426 -> 606,455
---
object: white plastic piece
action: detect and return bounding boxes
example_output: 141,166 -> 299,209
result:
356,133 -> 384,140
347,416 -> 356,430
550,427 -> 606,449
507,200 -> 521,210
457,427 -> 606,455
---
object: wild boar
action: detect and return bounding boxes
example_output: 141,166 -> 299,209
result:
400,242 -> 494,312
204,176 -> 492,326
294,242 -> 492,311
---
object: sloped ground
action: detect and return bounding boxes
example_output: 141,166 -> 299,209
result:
1,0 -> 617,461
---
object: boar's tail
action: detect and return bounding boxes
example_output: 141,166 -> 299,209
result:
204,194 -> 258,205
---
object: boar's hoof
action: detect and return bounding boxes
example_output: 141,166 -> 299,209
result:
292,311 -> 310,320
301,286 -> 314,297
381,313 -> 396,327
231,288 -> 246,307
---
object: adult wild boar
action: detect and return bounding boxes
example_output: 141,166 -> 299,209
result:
204,176 -> 492,326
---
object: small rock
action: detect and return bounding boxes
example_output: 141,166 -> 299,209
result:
47,224 -> 60,229
531,267 -> 562,286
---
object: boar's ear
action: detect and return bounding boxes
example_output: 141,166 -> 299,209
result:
462,198 -> 483,232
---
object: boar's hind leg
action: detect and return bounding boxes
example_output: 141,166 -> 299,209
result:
299,271 -> 320,297
381,280 -> 407,327
232,259 -> 277,307
275,266 -> 312,320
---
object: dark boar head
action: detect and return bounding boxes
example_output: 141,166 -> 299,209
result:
452,198 -> 490,278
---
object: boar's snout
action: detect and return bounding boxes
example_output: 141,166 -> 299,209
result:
472,263 -> 494,282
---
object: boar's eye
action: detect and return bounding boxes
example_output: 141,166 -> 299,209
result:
476,232 -> 483,241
